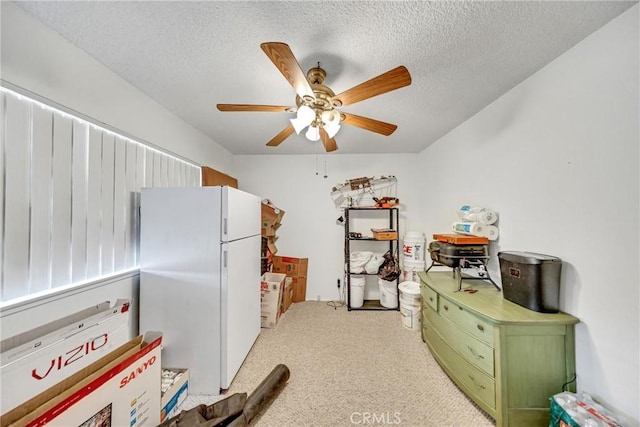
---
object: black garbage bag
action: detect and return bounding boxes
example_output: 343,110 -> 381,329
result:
378,250 -> 400,282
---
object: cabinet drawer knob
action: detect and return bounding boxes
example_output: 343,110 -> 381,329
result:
467,345 -> 485,360
468,374 -> 486,390
443,304 -> 449,311
477,324 -> 484,332
429,297 -> 434,302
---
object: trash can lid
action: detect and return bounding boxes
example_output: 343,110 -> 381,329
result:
498,251 -> 561,264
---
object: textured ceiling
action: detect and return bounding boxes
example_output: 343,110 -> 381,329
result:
15,1 -> 637,155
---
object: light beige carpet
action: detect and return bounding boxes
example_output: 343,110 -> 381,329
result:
180,301 -> 495,426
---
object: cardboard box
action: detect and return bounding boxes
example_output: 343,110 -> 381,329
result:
272,256 -> 308,278
266,237 -> 278,255
201,166 -> 238,188
261,202 -> 285,227
160,368 -> 189,422
261,222 -> 280,237
291,276 -> 308,303
1,332 -> 163,427
281,278 -> 294,314
260,273 -> 286,328
371,228 -> 398,240
0,299 -> 132,416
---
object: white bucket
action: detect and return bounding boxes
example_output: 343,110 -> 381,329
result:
401,269 -> 418,283
398,281 -> 422,304
350,275 -> 366,308
401,259 -> 425,282
398,281 -> 422,331
378,279 -> 398,309
402,231 -> 426,263
400,300 -> 422,331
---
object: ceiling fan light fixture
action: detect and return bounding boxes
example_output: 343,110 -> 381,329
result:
290,116 -> 308,134
322,109 -> 340,125
305,125 -> 320,141
325,122 -> 340,138
297,105 -> 315,123
219,42 -> 412,152
290,105 -> 315,134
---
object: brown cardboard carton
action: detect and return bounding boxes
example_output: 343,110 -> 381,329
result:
291,277 -> 307,303
272,256 -> 308,278
201,166 -> 238,188
261,203 -> 284,227
281,278 -> 294,313
266,237 -> 278,255
261,222 -> 280,237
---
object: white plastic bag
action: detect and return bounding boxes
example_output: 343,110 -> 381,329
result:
365,254 -> 385,274
350,251 -> 373,273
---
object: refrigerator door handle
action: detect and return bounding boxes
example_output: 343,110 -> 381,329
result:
223,218 -> 228,237
223,250 -> 228,268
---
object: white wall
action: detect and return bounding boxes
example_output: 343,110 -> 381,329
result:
415,6 -> 639,424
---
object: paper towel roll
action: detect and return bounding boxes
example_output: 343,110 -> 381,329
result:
457,205 -> 498,225
451,221 -> 485,236
483,225 -> 499,241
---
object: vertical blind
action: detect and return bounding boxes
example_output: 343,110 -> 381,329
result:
0,87 -> 201,302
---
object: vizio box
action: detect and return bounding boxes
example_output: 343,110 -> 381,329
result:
0,299 -> 132,415
1,332 -> 163,427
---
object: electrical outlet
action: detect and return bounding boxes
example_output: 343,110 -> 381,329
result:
316,295 -> 321,301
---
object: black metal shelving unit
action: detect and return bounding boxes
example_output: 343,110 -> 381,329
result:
345,207 -> 400,311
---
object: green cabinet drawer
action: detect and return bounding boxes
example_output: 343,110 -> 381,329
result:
425,306 -> 494,377
440,297 -> 494,346
421,283 -> 438,311
424,316 -> 496,412
418,271 -> 579,427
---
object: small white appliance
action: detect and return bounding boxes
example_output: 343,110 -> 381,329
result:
139,186 -> 261,394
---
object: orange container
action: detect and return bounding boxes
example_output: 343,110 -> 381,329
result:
433,233 -> 489,245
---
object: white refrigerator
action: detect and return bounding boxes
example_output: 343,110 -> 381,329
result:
139,186 -> 261,395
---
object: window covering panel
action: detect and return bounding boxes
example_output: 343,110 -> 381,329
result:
0,88 -> 201,302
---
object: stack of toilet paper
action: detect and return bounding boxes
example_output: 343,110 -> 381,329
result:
451,205 -> 499,241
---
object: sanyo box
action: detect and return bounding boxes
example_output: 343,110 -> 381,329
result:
1,332 -> 162,427
498,251 -> 562,313
0,299 -> 132,415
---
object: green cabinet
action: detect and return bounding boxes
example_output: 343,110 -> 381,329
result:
418,271 -> 579,427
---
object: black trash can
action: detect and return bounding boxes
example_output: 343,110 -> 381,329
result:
498,251 -> 562,313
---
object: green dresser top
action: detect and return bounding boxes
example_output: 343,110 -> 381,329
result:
418,271 -> 579,325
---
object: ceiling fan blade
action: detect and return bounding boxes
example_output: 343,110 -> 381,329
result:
341,113 -> 398,136
266,124 -> 295,147
333,66 -> 411,107
217,104 -> 292,112
260,42 -> 315,101
319,127 -> 338,152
